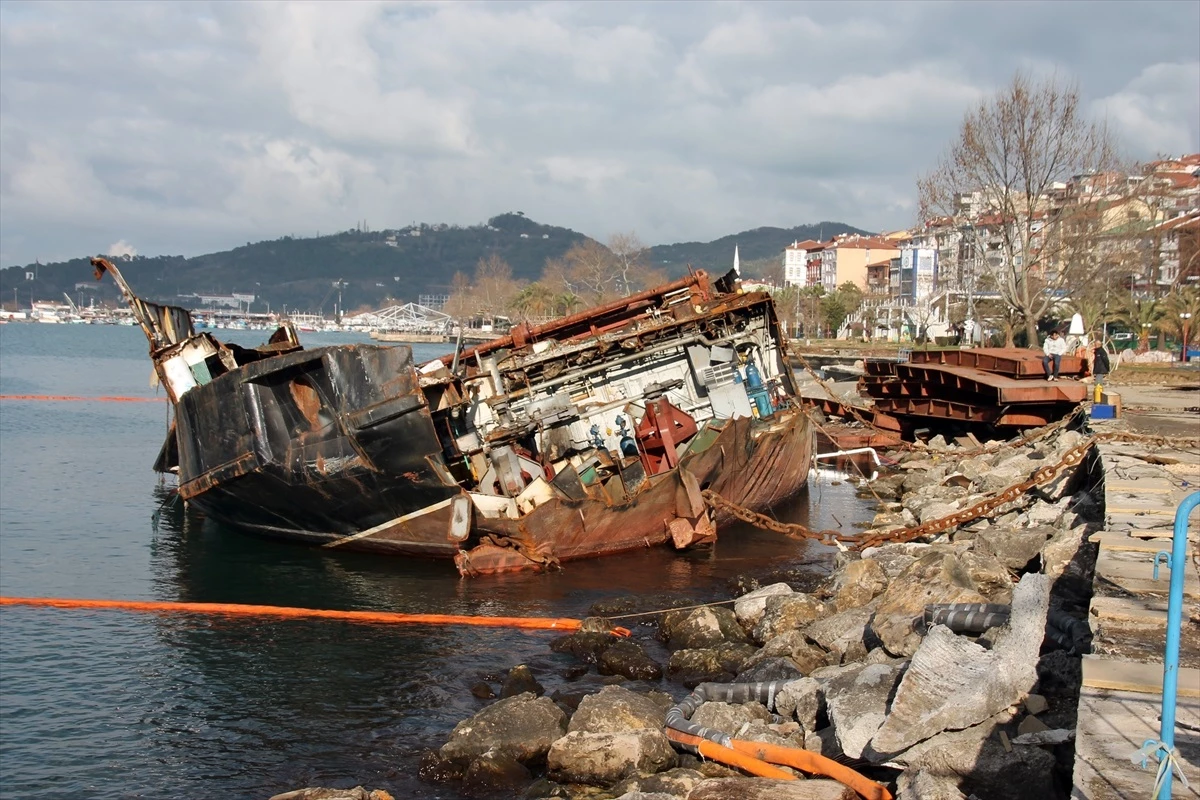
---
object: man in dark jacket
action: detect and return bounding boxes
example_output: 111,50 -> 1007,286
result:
1093,343 -> 1111,382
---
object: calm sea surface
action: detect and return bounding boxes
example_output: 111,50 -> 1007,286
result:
0,323 -> 875,800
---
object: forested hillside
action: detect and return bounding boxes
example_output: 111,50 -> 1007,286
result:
1,215 -> 869,314
647,221 -> 869,275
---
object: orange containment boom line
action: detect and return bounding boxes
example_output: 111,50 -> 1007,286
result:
665,729 -> 797,781
0,394 -> 164,403
727,739 -> 893,800
664,727 -> 892,800
0,596 -> 631,636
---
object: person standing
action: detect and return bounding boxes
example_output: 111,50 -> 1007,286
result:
1043,329 -> 1068,381
1092,341 -> 1111,385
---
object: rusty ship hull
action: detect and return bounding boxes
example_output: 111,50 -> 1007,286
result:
94,258 -> 812,574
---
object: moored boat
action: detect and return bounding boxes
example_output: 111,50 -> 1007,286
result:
93,257 -> 812,575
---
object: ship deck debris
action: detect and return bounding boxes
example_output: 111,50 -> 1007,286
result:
860,348 -> 1089,435
91,257 -> 813,575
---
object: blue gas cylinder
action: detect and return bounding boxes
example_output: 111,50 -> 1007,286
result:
744,357 -> 763,390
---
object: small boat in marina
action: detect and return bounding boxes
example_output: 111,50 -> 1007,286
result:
93,257 -> 812,575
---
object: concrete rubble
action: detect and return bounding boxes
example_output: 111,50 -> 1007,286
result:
404,422 -> 1109,800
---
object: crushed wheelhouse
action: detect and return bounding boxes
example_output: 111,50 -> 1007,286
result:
93,257 -> 812,575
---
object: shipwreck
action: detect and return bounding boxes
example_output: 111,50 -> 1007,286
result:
93,258 -> 813,575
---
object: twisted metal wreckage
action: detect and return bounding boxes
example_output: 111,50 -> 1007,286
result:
92,258 -> 812,575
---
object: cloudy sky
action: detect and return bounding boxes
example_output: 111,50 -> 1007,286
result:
1,1 -> 1197,267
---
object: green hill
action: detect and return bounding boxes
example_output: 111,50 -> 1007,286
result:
1,215 -> 869,314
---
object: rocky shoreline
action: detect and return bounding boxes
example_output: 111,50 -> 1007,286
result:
274,422 -> 1105,800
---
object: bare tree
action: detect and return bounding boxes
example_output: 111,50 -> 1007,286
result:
609,232 -> 651,297
473,254 -> 522,315
443,271 -> 473,319
919,72 -> 1121,346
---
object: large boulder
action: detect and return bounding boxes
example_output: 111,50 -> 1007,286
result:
820,661 -> 907,759
688,777 -> 857,799
569,686 -> 672,734
774,677 -> 822,733
741,630 -> 830,675
801,604 -> 875,664
461,752 -> 531,795
549,631 -> 617,664
440,692 -> 567,766
610,767 -> 707,798
667,643 -> 757,687
500,664 -> 543,698
899,733 -> 1056,800
1041,522 -> 1091,585
735,656 -> 807,683
598,639 -> 663,681
902,467 -> 945,494
690,700 -> 773,736
547,730 -> 676,786
826,558 -> 889,612
752,593 -> 829,644
669,606 -> 749,650
858,542 -> 928,578
956,549 -> 1014,603
914,500 -> 960,525
868,551 -> 989,656
733,582 -> 794,630
974,526 -> 1052,571
895,770 -> 967,800
867,574 -> 1051,760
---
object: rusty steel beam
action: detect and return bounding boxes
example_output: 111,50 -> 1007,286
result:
872,397 -> 1067,427
883,363 -> 1086,404
873,397 -> 997,422
908,347 -> 1086,377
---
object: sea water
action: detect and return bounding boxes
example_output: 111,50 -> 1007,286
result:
0,323 -> 873,799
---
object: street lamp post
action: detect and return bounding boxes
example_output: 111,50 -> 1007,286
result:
1141,322 -> 1152,352
1182,313 -> 1193,364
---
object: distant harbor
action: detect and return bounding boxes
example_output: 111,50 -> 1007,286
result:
0,300 -> 505,343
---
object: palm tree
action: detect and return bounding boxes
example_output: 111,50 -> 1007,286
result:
1064,292 -> 1116,341
1116,296 -> 1164,352
1160,287 -> 1200,350
509,282 -> 555,322
555,292 -> 583,317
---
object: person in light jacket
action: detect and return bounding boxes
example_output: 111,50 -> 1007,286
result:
1043,329 -> 1068,381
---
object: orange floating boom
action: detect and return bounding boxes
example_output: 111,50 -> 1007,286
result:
0,394 -> 163,403
727,739 -> 893,800
0,596 -> 630,636
665,729 -> 797,781
664,727 -> 893,800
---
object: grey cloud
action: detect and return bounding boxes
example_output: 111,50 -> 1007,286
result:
1,0 -> 1197,266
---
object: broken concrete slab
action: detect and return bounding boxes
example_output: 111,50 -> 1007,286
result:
866,574 -> 1050,761
820,661 -> 907,759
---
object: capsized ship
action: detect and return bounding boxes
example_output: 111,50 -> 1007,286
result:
93,258 -> 812,575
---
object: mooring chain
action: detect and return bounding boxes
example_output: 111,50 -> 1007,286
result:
705,429 -> 1200,551
702,489 -> 854,545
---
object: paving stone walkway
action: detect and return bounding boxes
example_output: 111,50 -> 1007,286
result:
1072,435 -> 1200,798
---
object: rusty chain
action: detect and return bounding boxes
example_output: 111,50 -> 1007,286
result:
705,428 -> 1200,552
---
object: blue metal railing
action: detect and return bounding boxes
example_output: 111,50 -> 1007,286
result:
1152,490 -> 1200,798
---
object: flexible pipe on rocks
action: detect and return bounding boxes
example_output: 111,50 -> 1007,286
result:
923,603 -> 1011,634
663,681 -> 893,800
922,602 -> 1089,654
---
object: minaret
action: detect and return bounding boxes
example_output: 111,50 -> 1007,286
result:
733,245 -> 741,276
